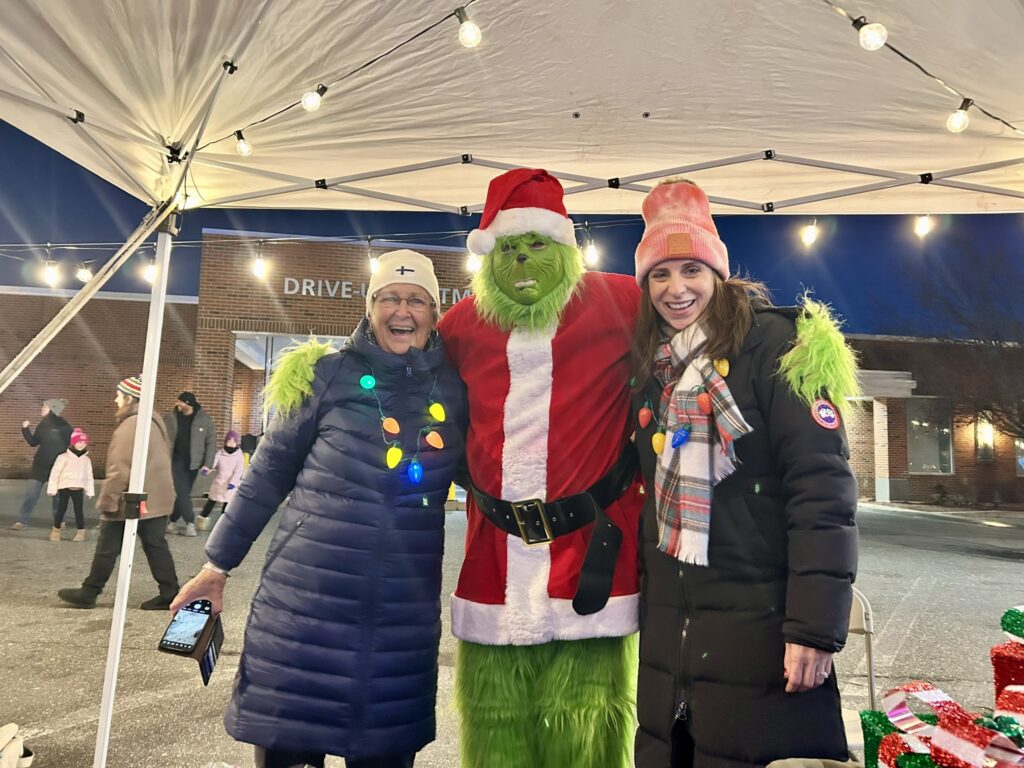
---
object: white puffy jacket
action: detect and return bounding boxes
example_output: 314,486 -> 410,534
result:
47,450 -> 95,497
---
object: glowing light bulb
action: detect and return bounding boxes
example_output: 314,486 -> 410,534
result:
382,417 -> 400,435
638,408 -> 652,429
252,255 -> 268,279
407,460 -> 423,484
425,431 -> 445,450
42,261 -> 60,287
800,221 -> 819,247
914,215 -> 933,239
234,130 -> 253,156
858,22 -> 887,51
359,374 -> 376,390
143,261 -> 157,284
584,242 -> 599,266
946,109 -> 970,134
466,253 -> 482,272
456,7 -> 481,48
369,257 -> 380,274
428,402 -> 446,422
386,445 -> 403,469
301,84 -> 327,113
671,428 -> 691,449
75,265 -> 93,283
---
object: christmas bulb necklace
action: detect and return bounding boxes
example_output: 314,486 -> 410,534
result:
359,366 -> 446,483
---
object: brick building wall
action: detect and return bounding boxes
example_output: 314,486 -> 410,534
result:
231,362 -> 264,436
845,401 -> 874,498
196,234 -> 471,442
0,295 -> 197,477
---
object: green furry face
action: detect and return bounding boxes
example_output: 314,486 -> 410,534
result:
490,234 -> 567,305
471,233 -> 585,332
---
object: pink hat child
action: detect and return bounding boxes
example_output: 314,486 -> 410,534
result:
634,179 -> 729,285
70,428 -> 89,447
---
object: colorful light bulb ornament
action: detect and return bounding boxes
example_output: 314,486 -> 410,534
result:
382,417 -> 400,435
638,406 -> 653,429
671,427 -> 691,449
651,432 -> 666,455
386,445 -> 403,469
408,460 -> 424,484
429,402 -> 446,421
696,391 -> 713,416
359,375 -> 376,390
425,431 -> 445,450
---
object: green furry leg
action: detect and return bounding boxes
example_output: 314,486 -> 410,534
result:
456,636 -> 638,768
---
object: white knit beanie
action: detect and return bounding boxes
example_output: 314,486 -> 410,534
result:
365,250 -> 441,314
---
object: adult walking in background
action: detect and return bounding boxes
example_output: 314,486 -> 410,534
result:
164,391 -> 215,537
57,376 -> 180,610
172,250 -> 466,768
11,398 -> 72,530
630,178 -> 860,767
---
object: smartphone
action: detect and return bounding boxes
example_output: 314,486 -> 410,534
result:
158,599 -> 213,655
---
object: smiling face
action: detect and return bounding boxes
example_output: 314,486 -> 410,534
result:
647,259 -> 717,331
73,440 -> 87,451
490,233 -> 567,306
368,282 -> 436,354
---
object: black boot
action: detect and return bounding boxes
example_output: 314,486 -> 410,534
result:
139,594 -> 175,611
58,587 -> 98,608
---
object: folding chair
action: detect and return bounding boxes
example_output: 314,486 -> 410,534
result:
848,585 -> 877,710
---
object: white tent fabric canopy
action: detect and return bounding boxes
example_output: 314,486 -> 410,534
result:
1,0 -> 1023,216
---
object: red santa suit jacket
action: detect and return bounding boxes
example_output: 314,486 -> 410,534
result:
438,271 -> 644,646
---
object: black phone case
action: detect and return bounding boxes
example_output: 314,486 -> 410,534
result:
157,604 -> 215,657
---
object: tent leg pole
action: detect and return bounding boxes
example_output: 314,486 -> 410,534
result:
91,217 -> 176,768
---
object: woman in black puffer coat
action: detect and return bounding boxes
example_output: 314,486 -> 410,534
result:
13,398 -> 72,529
630,179 -> 859,768
172,250 -> 466,768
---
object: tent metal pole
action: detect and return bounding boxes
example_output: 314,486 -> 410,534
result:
929,156 -> 1024,180
617,152 -> 768,184
328,185 -> 463,214
91,216 -> 176,768
769,154 -> 918,181
0,205 -> 171,396
770,178 -> 915,210
929,179 -> 1024,201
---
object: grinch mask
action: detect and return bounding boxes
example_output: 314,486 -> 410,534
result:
472,233 -> 585,332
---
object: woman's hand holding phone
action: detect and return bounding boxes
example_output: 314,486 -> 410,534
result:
170,567 -> 227,615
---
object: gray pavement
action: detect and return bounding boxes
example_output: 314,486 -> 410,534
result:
1,479 -> 1022,767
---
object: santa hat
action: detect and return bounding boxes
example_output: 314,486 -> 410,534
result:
634,179 -> 729,284
365,249 -> 440,314
116,375 -> 142,399
467,169 -> 577,256
69,428 -> 89,446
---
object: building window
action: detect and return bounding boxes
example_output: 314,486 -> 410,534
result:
975,418 -> 995,463
1016,438 -> 1024,477
907,399 -> 953,474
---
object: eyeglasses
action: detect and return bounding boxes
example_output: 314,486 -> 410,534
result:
373,293 -> 434,312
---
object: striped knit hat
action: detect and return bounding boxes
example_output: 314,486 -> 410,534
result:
116,376 -> 142,399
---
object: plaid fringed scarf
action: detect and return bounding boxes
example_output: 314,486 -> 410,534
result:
653,324 -> 753,565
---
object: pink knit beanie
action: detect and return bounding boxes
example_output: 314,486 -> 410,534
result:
634,180 -> 729,284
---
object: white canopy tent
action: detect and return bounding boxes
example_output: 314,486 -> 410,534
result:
1,2 -> 1022,766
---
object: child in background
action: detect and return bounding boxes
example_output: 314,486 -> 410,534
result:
47,427 -> 95,542
197,430 -> 244,531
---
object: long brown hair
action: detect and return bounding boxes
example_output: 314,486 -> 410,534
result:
630,273 -> 773,389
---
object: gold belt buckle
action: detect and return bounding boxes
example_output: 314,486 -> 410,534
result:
510,499 -> 553,546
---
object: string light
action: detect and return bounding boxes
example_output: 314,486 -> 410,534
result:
301,84 -> 328,113
234,130 -> 253,156
914,215 -> 934,239
42,260 -> 60,287
367,237 -> 379,274
581,222 -> 599,267
465,253 -> 482,272
252,240 -> 268,279
851,16 -> 887,51
143,259 -> 157,284
800,219 -> 819,247
455,6 -> 481,48
75,264 -> 93,282
946,98 -> 973,133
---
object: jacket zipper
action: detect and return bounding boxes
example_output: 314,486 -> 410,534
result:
675,564 -> 691,721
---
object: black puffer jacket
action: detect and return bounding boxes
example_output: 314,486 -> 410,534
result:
633,308 -> 858,768
22,413 -> 73,481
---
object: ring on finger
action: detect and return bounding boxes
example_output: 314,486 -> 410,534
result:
815,670 -> 829,679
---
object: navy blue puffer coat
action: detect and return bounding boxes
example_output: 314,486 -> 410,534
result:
206,319 -> 466,759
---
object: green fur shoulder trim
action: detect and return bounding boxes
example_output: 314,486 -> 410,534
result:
262,338 -> 335,416
777,297 -> 861,416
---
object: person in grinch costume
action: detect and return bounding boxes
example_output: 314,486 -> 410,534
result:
438,168 -> 644,768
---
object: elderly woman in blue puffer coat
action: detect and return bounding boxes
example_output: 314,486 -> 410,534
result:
172,250 -> 466,768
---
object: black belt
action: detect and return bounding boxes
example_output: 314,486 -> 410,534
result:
468,442 -> 638,616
